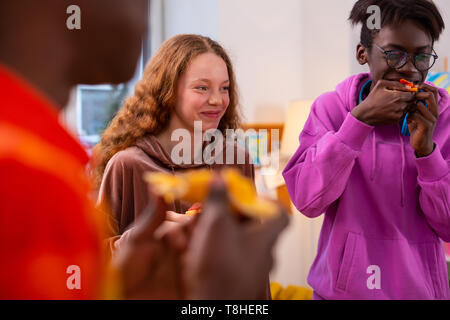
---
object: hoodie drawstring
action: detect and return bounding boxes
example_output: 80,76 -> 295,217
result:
370,130 -> 376,181
398,126 -> 406,208
371,127 -> 406,207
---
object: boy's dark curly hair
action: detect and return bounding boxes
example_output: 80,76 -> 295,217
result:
349,0 -> 445,49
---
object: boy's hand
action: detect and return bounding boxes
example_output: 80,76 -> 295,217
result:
184,178 -> 289,300
407,83 -> 439,157
112,197 -> 191,299
113,178 -> 289,300
351,80 -> 416,126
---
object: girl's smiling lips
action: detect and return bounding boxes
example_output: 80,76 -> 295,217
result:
200,110 -> 222,119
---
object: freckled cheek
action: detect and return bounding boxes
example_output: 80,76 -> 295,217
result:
180,95 -> 207,118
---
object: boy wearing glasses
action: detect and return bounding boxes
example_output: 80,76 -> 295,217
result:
283,0 -> 449,299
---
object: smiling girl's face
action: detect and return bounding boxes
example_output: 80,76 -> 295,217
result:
172,52 -> 230,133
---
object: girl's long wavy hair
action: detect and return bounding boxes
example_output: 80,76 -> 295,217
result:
90,34 -> 241,187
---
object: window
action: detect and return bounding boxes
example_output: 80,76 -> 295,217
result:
76,45 -> 148,151
76,84 -> 131,147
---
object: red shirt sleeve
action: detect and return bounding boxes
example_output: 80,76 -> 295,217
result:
0,159 -> 102,299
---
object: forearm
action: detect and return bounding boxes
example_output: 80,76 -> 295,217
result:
283,113 -> 374,217
416,144 -> 450,241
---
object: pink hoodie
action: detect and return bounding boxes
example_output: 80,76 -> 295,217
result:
283,73 -> 450,300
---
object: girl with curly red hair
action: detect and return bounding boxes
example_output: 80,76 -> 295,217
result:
92,34 -> 254,236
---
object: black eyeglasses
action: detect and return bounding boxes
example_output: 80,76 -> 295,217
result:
373,43 -> 438,72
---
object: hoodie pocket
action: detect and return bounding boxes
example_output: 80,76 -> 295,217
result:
333,232 -> 446,299
336,232 -> 357,291
423,242 -> 449,299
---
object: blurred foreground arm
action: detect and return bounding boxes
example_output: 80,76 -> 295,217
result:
184,179 -> 289,300
112,178 -> 288,300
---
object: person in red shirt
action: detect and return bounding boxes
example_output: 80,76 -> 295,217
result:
0,0 -> 288,299
0,0 -> 150,299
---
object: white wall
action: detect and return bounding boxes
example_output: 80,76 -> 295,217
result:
434,0 -> 450,73
300,0 -> 365,100
218,0 -> 304,123
60,88 -> 78,135
162,0 -> 218,41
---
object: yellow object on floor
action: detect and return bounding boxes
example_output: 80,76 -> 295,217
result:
271,282 -> 313,300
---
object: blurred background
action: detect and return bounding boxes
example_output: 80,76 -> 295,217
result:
60,0 -> 450,290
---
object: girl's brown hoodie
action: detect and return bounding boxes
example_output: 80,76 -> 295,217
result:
98,134 -> 255,235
